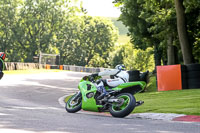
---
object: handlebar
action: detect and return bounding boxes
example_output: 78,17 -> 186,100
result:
82,75 -> 101,82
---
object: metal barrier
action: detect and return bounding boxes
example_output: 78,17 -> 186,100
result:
4,62 -> 107,73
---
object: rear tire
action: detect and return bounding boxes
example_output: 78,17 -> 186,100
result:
109,93 -> 136,118
65,93 -> 82,113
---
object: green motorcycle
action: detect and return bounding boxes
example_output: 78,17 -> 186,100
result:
65,75 -> 146,118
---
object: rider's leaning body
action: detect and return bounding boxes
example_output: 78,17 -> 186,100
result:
98,67 -> 129,87
92,64 -> 129,100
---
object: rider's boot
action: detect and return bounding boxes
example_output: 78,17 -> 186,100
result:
97,86 -> 108,100
97,92 -> 109,100
135,101 -> 144,107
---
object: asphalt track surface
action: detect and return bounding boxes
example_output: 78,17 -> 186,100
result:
0,71 -> 200,133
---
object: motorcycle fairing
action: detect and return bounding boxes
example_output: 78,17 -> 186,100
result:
78,78 -> 146,112
108,81 -> 146,93
78,80 -> 103,112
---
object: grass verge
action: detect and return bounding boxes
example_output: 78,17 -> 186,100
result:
64,89 -> 200,116
134,89 -> 200,115
145,75 -> 157,92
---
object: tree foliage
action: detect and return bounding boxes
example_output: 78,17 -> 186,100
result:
58,16 -> 118,66
110,43 -> 155,72
0,0 -> 118,67
113,0 -> 200,65
0,0 -> 19,61
1,0 -> 199,70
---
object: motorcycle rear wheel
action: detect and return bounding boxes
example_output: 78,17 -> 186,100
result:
109,93 -> 136,118
65,93 -> 82,113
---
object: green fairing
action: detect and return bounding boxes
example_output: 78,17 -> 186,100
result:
78,78 -> 146,112
111,81 -> 146,92
79,80 -> 103,112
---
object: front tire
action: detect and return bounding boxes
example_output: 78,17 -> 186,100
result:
109,93 -> 136,118
65,93 -> 82,113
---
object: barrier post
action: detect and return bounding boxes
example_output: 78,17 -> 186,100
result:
59,65 -> 63,70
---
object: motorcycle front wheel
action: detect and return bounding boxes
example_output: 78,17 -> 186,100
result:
109,93 -> 136,118
65,93 -> 82,113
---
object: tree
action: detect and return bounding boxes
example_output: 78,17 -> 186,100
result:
14,0 -> 69,62
114,0 -> 199,65
0,0 -> 20,61
174,0 -> 194,64
0,0 -> 119,66
84,16 -> 118,66
58,16 -> 118,66
113,0 -> 166,66
184,0 -> 200,63
110,42 -> 155,72
142,0 -> 179,65
109,44 -> 125,67
3,0 -> 81,62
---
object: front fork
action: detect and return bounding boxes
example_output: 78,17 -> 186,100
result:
71,91 -> 81,101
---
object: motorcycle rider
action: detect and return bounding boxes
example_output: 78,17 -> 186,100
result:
91,64 -> 129,100
0,52 -> 6,80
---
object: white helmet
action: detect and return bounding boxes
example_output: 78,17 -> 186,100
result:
115,64 -> 126,70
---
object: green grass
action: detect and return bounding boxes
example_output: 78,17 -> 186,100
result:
145,75 -> 157,92
134,89 -> 200,115
133,75 -> 200,115
4,69 -> 65,74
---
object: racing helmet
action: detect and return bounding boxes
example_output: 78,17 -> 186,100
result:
115,64 -> 126,70
0,52 -> 6,60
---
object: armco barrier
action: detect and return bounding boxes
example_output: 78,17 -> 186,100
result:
5,62 -> 45,70
62,65 -> 104,73
4,62 -> 107,73
50,65 -> 59,69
